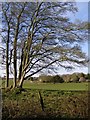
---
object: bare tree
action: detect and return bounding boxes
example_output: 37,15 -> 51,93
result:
2,2 -> 27,88
2,2 -> 88,88
11,3 -> 27,87
2,3 -> 12,87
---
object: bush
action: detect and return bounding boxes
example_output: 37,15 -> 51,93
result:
51,75 -> 64,83
77,73 -> 85,78
38,75 -> 53,83
85,73 -> 90,79
38,75 -> 64,83
61,74 -> 71,83
70,73 -> 79,82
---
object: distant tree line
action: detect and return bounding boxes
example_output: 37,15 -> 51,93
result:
31,73 -> 90,83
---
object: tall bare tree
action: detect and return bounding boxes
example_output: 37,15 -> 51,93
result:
11,3 -> 27,87
2,2 -> 27,88
2,2 -> 88,88
2,3 -> 12,87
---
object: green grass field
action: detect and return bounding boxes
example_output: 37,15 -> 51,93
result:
2,88 -> 88,120
2,80 -> 89,119
1,79 -> 89,91
23,81 -> 89,91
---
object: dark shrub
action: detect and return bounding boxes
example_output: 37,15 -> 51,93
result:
51,75 -> 64,83
38,75 -> 64,83
85,73 -> 90,79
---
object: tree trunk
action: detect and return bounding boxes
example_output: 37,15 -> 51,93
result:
6,43 -> 9,87
13,19 -> 20,88
13,41 -> 17,88
6,26 -> 10,88
6,57 -> 9,87
18,48 -> 23,82
18,71 -> 26,88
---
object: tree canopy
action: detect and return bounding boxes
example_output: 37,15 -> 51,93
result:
1,2 -> 88,88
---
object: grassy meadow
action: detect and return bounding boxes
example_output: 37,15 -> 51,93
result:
1,79 -> 89,91
2,80 -> 89,120
23,81 -> 89,91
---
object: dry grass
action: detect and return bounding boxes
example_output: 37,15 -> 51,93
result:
2,89 -> 88,120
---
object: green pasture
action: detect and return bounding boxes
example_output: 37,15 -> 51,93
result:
3,87 -> 88,119
1,79 -> 89,91
23,81 -> 89,91
2,80 -> 89,119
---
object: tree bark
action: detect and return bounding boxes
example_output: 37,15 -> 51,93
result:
13,5 -> 26,88
6,25 -> 10,87
13,20 -> 19,88
18,71 -> 26,88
